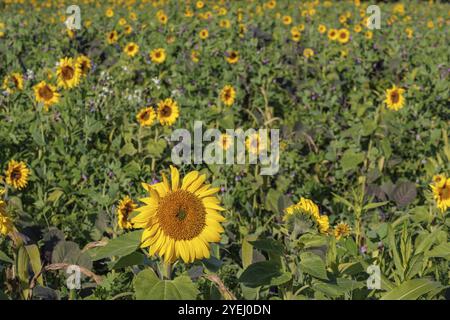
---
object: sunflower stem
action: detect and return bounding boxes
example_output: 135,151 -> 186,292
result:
162,262 -> 172,280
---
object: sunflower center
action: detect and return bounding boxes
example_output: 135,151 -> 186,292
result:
38,85 -> 54,100
157,190 -> 206,240
61,66 -> 75,80
155,51 -> 161,58
10,167 -> 22,181
161,105 -> 172,117
440,187 -> 450,201
141,111 -> 150,121
12,77 -> 19,87
390,91 -> 399,103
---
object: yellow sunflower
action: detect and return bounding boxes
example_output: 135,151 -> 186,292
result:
56,57 -> 82,89
157,98 -> 180,126
76,55 -> 91,77
334,222 -> 351,240
191,50 -> 200,63
157,12 -> 168,25
284,197 -> 320,221
317,215 -> 330,234
337,28 -> 350,44
33,81 -> 60,110
328,28 -> 338,41
225,50 -> 239,64
131,166 -> 225,263
303,48 -> 314,59
124,25 -> 133,35
218,134 -> 233,151
117,196 -> 137,229
220,85 -> 236,106
290,28 -> 301,42
282,15 -> 292,25
105,8 -> 114,18
365,31 -> 373,40
430,175 -> 450,212
0,194 -> 14,236
124,42 -> 139,57
107,30 -> 118,44
136,107 -> 156,127
318,24 -> 327,34
246,132 -> 268,155
219,19 -> 231,29
199,29 -> 209,40
2,72 -> 24,94
5,160 -> 30,190
384,85 -> 405,111
150,48 -> 166,64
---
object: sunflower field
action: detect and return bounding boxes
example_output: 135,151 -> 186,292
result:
0,0 -> 449,302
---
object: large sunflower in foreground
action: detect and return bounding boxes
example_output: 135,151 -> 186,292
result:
131,166 -> 225,263
384,85 -> 405,111
33,81 -> 60,110
56,57 -> 82,89
5,160 -> 30,190
157,98 -> 179,126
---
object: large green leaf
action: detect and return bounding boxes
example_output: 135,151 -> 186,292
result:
89,230 -> 143,261
239,260 -> 292,288
425,242 -> 450,260
299,252 -> 328,280
249,239 -> 283,255
134,269 -> 198,300
380,279 -> 444,300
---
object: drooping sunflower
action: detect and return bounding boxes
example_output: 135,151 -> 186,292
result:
218,134 -> 233,151
199,29 -> 209,40
317,215 -> 330,234
337,28 -> 350,44
220,85 -> 236,106
225,50 -> 239,64
117,196 -> 137,229
334,222 -> 351,240
124,42 -> 139,57
33,81 -> 60,110
107,30 -> 118,44
150,48 -> 166,64
131,166 -> 225,263
5,160 -> 30,190
76,55 -> 92,77
2,72 -> 24,93
284,197 -> 330,234
384,85 -> 405,111
328,28 -> 338,41
157,98 -> 180,126
430,175 -> 450,212
136,107 -> 156,127
56,57 -> 82,89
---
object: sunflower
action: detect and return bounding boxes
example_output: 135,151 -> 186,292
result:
105,8 -> 114,18
328,28 -> 338,40
107,30 -> 118,44
405,27 -> 413,39
56,57 -> 82,89
354,24 -> 362,33
124,42 -> 139,57
199,29 -> 209,40
191,50 -> 200,63
76,55 -> 91,77
246,132 -> 268,155
5,160 -> 30,190
136,107 -> 156,127
282,15 -> 292,25
219,19 -> 231,29
117,196 -> 137,229
33,81 -> 60,110
218,134 -> 233,150
290,28 -> 301,42
365,31 -> 373,40
334,222 -> 351,240
317,215 -> 330,234
0,195 -> 14,236
220,85 -> 236,106
124,25 -> 133,35
157,98 -> 180,126
2,72 -> 24,94
196,1 -> 204,9
318,24 -> 327,34
430,175 -> 450,212
337,28 -> 350,44
150,48 -> 166,64
303,48 -> 314,59
284,197 -> 320,221
384,85 -> 405,111
119,18 -> 127,26
157,12 -> 168,25
225,50 -> 239,64
131,166 -> 225,263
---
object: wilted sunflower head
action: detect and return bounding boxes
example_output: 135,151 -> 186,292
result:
150,48 -> 166,64
157,98 -> 179,126
131,166 -> 225,263
33,81 -> 60,110
225,50 -> 239,64
5,160 -> 30,190
124,42 -> 139,57
334,222 -> 351,240
136,107 -> 156,127
384,85 -> 405,111
56,57 -> 82,89
220,85 -> 236,106
117,196 -> 137,229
